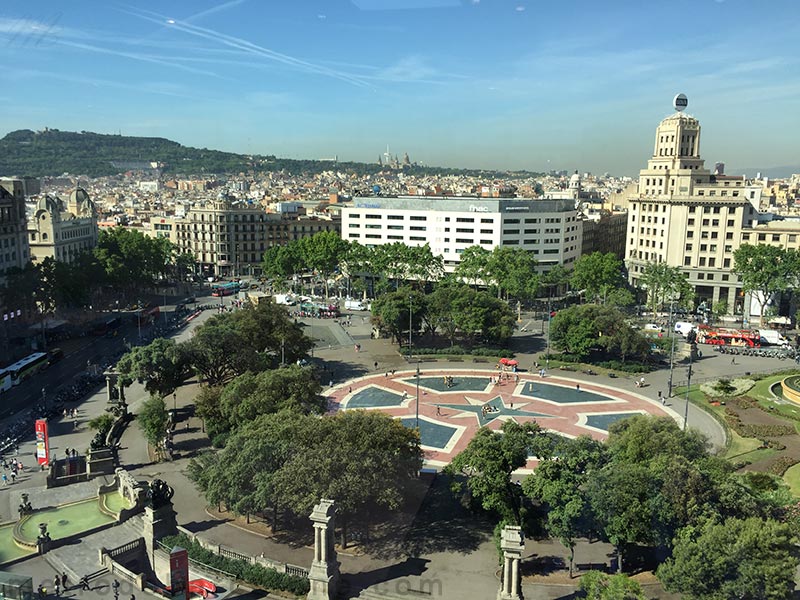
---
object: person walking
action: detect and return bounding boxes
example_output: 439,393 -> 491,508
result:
61,573 -> 68,590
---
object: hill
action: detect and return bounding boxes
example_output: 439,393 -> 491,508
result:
0,128 -> 533,180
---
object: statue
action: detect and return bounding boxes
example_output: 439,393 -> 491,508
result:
146,479 -> 174,509
18,493 -> 33,517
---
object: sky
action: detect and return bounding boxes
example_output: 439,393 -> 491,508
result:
1,0 -> 799,176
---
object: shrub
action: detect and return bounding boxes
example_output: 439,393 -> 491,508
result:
160,533 -> 309,596
768,457 -> 800,477
596,360 -> 652,373
700,378 -> 756,398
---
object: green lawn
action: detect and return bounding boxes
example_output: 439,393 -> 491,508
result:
783,463 -> 800,497
727,447 -> 778,466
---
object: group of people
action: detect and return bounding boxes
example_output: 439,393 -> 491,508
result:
1,457 -> 24,485
481,404 -> 499,417
443,375 -> 455,388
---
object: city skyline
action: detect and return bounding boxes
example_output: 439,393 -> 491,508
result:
1,0 -> 799,176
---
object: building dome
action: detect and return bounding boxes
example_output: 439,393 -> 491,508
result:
69,187 -> 90,206
569,171 -> 581,189
36,194 -> 62,213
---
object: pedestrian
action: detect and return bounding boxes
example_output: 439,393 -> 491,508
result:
10,471 -> 16,483
2,473 -> 7,485
436,406 -> 441,416
639,376 -> 645,388
73,418 -> 78,430
374,361 -> 378,370
61,572 -> 68,589
731,357 -> 736,365
576,384 -> 580,392
329,379 -> 333,387
348,386 -> 352,394
657,390 -> 662,402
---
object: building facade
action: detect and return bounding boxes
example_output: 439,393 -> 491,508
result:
28,188 -> 98,264
341,196 -> 581,273
173,194 -> 340,277
0,179 -> 31,278
626,105 -> 764,314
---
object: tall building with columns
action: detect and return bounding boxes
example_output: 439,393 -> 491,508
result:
626,98 -> 763,315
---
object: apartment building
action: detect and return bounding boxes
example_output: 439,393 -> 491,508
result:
0,179 -> 31,278
626,103 -> 763,314
28,188 -> 98,264
341,196 -> 581,273
173,194 -> 339,277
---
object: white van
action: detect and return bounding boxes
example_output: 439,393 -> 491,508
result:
674,321 -> 695,337
643,323 -> 663,333
345,299 -> 367,311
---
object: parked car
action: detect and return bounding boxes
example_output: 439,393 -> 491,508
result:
643,323 -> 664,333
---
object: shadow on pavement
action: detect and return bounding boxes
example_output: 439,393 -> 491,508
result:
365,473 -> 492,560
182,517 -> 229,534
339,557 -> 430,600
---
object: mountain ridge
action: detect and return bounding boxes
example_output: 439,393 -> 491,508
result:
0,128 -> 535,180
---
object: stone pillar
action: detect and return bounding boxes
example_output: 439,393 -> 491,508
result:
307,499 -> 339,600
497,525 -> 524,600
142,504 -> 177,560
106,376 -> 113,403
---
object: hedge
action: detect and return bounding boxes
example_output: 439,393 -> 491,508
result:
160,533 -> 310,597
413,345 -> 514,358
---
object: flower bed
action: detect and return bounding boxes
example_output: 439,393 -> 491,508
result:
701,378 -> 755,398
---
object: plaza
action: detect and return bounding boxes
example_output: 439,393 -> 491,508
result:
332,368 -> 679,470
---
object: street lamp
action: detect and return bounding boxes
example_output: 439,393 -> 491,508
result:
668,299 -> 676,397
684,356 -> 693,431
415,361 -> 420,430
408,294 -> 413,360
41,387 -> 46,411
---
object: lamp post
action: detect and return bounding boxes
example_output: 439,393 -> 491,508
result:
41,387 -> 46,412
683,356 -> 693,431
408,294 -> 413,360
545,295 -> 552,370
415,361 -> 420,430
668,299 -> 676,397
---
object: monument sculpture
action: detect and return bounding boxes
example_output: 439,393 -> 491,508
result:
498,525 -> 524,600
307,499 -> 340,600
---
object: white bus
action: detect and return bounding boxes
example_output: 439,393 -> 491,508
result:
6,352 -> 49,386
0,368 -> 11,393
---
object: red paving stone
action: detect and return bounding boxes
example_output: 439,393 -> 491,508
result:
329,368 -> 679,471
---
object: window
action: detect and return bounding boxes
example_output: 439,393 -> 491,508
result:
505,219 -> 520,224
410,216 -> 427,221
455,238 -> 472,243
481,218 -> 494,223
702,219 -> 710,226
724,245 -> 732,253
410,226 -> 426,231
708,258 -> 716,267
350,213 -> 360,218
456,217 -> 474,223
712,220 -> 719,227
365,234 -> 380,239
684,256 -> 691,266
387,235 -> 402,240
387,225 -> 403,230
481,229 -> 493,234
456,227 -> 474,233
480,239 -> 492,245
727,220 -> 734,227
685,243 -> 693,251
688,219 -> 695,226
387,215 -> 403,220
758,233 -> 766,241
365,224 -> 380,229
722,274 -> 729,281
503,229 -> 520,235
723,258 -> 731,268
365,214 -> 381,219
687,231 -> 694,239
409,236 -> 425,241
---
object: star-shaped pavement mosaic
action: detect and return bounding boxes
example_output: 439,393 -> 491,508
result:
436,395 -> 556,427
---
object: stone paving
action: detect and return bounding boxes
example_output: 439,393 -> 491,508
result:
331,368 -> 680,470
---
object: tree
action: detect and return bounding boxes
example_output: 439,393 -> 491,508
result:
261,244 -> 302,283
586,462 -> 660,572
657,517 -> 799,600
211,366 -> 324,436
445,421 -> 542,525
606,415 -> 708,466
116,338 -> 192,397
639,262 -> 693,317
523,436 -> 608,577
455,245 -> 492,288
94,227 -> 174,300
486,247 -> 539,300
733,244 -> 799,327
137,395 -> 170,455
570,252 -> 625,304
579,571 -> 646,600
298,231 -> 349,298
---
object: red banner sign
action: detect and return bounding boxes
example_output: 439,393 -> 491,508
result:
169,547 -> 189,600
35,419 -> 49,467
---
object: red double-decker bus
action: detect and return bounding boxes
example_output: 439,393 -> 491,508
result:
696,326 -> 761,347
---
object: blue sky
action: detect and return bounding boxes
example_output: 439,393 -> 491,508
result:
1,0 -> 798,175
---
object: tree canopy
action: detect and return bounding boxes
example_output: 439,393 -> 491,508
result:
733,244 -> 799,326
570,252 -> 626,303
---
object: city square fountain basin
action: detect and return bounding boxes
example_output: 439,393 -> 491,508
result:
0,523 -> 35,565
780,375 -> 800,405
10,494 -> 126,553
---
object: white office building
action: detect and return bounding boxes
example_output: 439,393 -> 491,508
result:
341,196 -> 581,272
